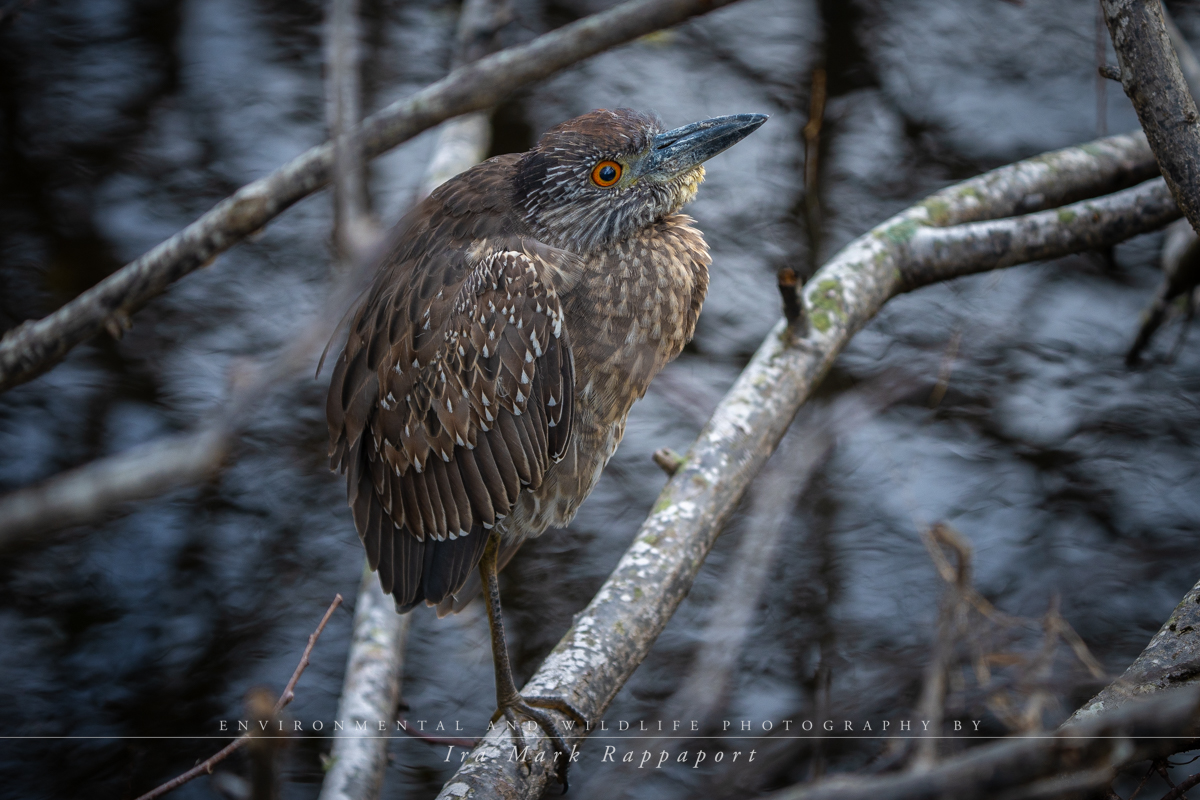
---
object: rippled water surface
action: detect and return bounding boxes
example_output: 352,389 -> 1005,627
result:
3,1 -> 1199,798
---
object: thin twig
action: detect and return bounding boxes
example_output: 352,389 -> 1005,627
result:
133,595 -> 343,800
1018,596 -> 1064,733
803,66 -> 827,261
1162,770 -> 1200,800
927,329 -> 961,408
910,523 -> 973,770
279,596 -> 344,712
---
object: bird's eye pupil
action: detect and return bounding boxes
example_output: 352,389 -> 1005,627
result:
599,165 -> 616,182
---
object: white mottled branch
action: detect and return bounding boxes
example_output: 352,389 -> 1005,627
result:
434,131 -> 1174,800
317,569 -> 412,800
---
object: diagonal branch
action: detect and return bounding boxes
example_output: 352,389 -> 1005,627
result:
0,0 -> 511,550
0,0 -> 746,394
0,427 -> 231,549
1068,576 -> 1200,726
430,132 -> 1173,800
0,243 -> 369,549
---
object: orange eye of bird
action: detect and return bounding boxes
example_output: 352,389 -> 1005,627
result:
591,160 -> 622,187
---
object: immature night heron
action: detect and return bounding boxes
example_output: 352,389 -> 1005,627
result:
326,107 -> 766,778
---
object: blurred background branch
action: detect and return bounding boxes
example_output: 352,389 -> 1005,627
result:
0,0 -> 747,394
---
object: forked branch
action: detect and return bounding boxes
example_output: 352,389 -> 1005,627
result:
432,132 -> 1175,800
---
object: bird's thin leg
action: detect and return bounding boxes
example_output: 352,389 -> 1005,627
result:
480,530 -> 587,788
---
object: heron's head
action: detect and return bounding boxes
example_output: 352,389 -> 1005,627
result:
513,108 -> 767,253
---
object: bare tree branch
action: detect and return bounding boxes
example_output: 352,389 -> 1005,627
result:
133,595 -> 344,800
326,0 -> 373,264
587,384 -> 904,800
0,427 -> 230,548
0,255 -> 365,547
659,384 -> 903,733
1102,0 -> 1200,235
0,0 -> 748,394
430,133 -> 1172,800
758,685 -> 1200,800
1068,576 -> 1200,726
317,571 -> 411,800
0,0 -> 518,550
901,176 -> 1177,289
1128,5 -> 1200,365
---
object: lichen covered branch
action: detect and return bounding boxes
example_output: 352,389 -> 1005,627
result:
317,571 -> 411,800
432,133 -> 1172,800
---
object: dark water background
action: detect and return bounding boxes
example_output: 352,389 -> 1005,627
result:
2,0 -> 1199,798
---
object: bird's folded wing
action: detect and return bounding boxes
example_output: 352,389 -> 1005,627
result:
327,241 -> 575,607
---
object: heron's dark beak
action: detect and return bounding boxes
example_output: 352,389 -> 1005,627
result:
640,113 -> 768,178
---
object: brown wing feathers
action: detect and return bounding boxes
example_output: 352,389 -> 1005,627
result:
328,230 -> 575,612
